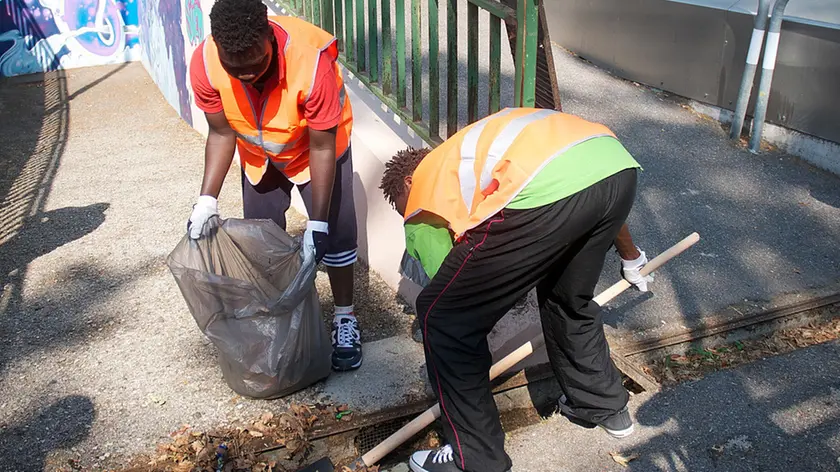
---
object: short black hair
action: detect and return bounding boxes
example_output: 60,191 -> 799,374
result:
380,147 -> 431,208
209,0 -> 270,54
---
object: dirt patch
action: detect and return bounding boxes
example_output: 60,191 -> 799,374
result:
643,308 -> 840,386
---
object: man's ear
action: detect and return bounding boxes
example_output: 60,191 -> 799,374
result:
404,175 -> 413,187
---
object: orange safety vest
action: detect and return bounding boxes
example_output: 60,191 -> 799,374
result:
404,108 -> 616,238
202,16 -> 353,185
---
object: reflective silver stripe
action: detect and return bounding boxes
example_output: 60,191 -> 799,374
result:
235,131 -> 300,158
400,251 -> 431,288
235,131 -> 262,147
479,109 -> 556,191
266,134 -> 302,154
458,108 -> 515,213
339,84 -> 346,108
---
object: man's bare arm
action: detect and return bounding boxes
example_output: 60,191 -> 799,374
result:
199,111 -> 237,197
307,126 -> 338,221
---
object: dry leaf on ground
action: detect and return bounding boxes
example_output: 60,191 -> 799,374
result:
609,451 -> 639,467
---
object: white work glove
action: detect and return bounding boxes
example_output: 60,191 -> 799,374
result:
303,220 -> 329,263
621,248 -> 654,292
187,195 -> 219,239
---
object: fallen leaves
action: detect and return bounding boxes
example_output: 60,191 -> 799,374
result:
609,451 -> 639,467
648,316 -> 840,386
134,401 -> 334,472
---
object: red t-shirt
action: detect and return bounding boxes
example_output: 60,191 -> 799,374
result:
189,22 -> 342,131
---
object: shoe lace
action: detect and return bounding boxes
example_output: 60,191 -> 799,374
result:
432,445 -> 454,464
334,318 -> 359,348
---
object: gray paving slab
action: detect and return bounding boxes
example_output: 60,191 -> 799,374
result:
0,63 -> 415,471
502,340 -> 840,472
546,44 -> 840,346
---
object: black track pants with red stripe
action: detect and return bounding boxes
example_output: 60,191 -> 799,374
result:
416,168 -> 637,472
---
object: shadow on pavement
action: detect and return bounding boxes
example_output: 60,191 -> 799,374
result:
0,395 -> 95,471
626,341 -> 840,471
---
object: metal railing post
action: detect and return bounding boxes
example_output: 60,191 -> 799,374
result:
514,0 -> 538,107
749,0 -> 789,153
729,0 -> 772,141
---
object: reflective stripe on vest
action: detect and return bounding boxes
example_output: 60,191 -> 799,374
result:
404,108 -> 616,238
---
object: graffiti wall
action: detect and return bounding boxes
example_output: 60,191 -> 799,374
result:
139,0 -> 198,125
0,0 -> 141,77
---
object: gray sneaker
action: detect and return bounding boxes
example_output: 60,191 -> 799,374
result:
558,395 -> 635,438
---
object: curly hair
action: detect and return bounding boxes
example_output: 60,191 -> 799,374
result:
380,147 -> 431,208
209,0 -> 270,54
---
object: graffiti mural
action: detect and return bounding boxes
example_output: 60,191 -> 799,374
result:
184,0 -> 201,46
139,0 -> 192,125
0,0 -> 140,77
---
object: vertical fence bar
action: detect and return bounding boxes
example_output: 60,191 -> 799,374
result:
411,0 -> 422,122
345,0 -> 354,62
369,0 -> 379,82
335,0 -> 344,52
488,15 -> 501,113
428,0 -> 440,138
356,0 -> 366,71
446,0 -> 457,136
313,0 -> 322,27
467,2 -> 478,123
513,0 -> 523,106
396,0 -> 407,108
381,0 -> 392,94
322,0 -> 334,34
514,0 -> 537,106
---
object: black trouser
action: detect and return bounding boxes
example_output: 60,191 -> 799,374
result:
416,169 -> 637,472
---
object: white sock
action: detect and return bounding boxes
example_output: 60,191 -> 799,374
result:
334,305 -> 355,320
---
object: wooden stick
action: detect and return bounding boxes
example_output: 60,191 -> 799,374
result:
359,232 -> 700,468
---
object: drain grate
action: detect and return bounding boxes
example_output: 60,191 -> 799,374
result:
355,415 -> 414,455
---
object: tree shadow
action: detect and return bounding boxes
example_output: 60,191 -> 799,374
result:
0,15 -> 120,383
550,49 -> 840,348
0,395 -> 95,472
624,342 -> 840,471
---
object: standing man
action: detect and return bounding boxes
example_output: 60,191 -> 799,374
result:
186,0 -> 362,371
379,108 -> 652,472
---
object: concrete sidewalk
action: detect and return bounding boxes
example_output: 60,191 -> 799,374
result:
503,340 -> 840,472
546,44 -> 840,348
0,63 -> 418,471
1,31 -> 839,472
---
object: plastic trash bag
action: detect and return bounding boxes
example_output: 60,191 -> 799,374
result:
166,216 -> 331,399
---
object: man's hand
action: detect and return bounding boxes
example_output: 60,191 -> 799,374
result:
621,248 -> 654,292
188,195 -> 219,239
303,220 -> 329,262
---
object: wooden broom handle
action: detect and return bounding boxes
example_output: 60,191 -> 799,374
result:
360,232 -> 700,467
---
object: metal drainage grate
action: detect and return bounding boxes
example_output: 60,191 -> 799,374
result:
355,415 -> 414,455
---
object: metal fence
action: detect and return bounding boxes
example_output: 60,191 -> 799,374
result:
274,0 -> 539,144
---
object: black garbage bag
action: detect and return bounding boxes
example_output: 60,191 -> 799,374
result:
166,216 -> 331,399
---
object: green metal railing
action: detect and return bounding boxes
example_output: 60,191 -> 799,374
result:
275,0 -> 539,145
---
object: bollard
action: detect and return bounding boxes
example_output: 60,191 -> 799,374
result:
729,0 -> 772,141
749,0 -> 790,153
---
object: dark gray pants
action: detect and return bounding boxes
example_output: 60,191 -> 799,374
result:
241,148 -> 358,267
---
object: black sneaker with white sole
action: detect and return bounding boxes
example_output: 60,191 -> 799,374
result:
409,445 -> 512,472
558,395 -> 635,438
331,315 -> 362,371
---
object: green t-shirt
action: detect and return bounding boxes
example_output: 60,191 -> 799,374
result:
402,136 -> 640,283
